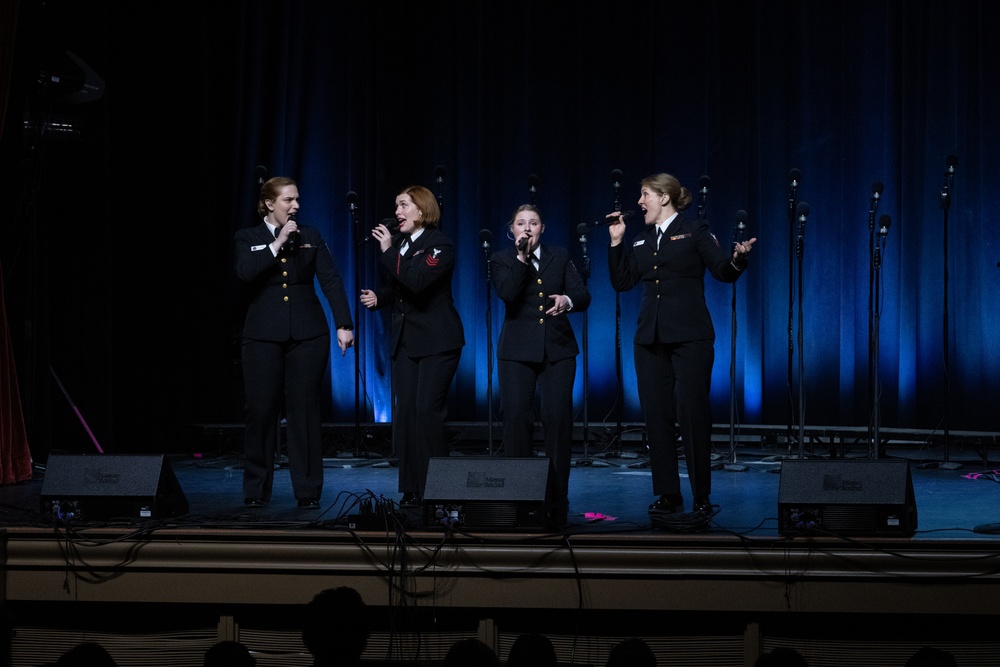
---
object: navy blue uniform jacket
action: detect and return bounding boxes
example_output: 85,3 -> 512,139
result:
371,227 -> 465,356
491,244 -> 591,362
608,215 -> 742,345
234,223 -> 353,340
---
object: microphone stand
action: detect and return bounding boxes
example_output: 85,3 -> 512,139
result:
434,165 -> 446,223
866,183 -> 883,458
939,156 -> 959,469
728,211 -> 748,470
795,203 -> 809,458
348,191 -> 365,453
786,169 -> 801,456
610,169 -> 624,456
481,230 -> 495,454
872,216 -> 891,461
576,223 -> 593,463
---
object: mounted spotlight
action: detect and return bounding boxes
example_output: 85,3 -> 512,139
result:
24,51 -> 106,142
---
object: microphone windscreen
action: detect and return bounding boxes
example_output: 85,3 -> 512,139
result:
735,209 -> 748,224
577,223 -> 590,235
700,175 -> 712,189
788,168 -> 802,185
611,168 -> 623,184
878,214 -> 892,229
872,181 -> 884,195
796,201 -> 810,217
346,190 -> 358,204
479,229 -> 492,243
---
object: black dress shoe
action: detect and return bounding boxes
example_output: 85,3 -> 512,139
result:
692,497 -> 713,515
648,494 -> 684,513
297,497 -> 320,509
400,492 -> 422,507
244,498 -> 267,507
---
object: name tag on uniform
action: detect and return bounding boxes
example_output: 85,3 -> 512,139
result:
632,239 -> 646,247
250,244 -> 269,251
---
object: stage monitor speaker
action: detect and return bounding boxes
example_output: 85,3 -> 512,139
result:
40,453 -> 189,521
778,458 -> 917,537
423,456 -> 552,530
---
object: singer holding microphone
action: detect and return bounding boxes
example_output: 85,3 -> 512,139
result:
605,173 -> 755,519
360,185 -> 465,507
234,176 -> 355,509
490,205 -> 591,526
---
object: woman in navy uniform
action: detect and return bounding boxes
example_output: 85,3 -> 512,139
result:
360,185 -> 465,506
490,204 -> 590,523
605,173 -> 755,517
234,176 -> 354,509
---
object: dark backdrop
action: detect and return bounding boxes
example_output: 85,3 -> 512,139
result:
2,0 -> 997,458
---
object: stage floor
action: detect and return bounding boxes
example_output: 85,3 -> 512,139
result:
3,428 -> 1000,666
4,430 -> 999,538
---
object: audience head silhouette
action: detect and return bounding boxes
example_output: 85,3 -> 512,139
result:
204,640 -> 256,666
605,638 -> 656,667
442,638 -> 500,667
56,642 -> 118,667
754,647 -> 808,666
507,633 -> 557,667
905,646 -> 957,667
301,586 -> 371,665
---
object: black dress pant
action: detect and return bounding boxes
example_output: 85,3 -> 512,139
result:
392,341 -> 462,497
242,334 -> 329,502
633,338 -> 714,501
498,355 -> 576,504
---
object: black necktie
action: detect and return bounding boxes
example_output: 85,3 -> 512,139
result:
656,228 -> 663,248
400,235 -> 411,255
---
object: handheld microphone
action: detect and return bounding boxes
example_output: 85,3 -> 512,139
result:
585,210 -> 637,228
363,218 -> 400,244
479,228 -> 492,248
286,212 -> 298,253
516,236 -> 529,252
